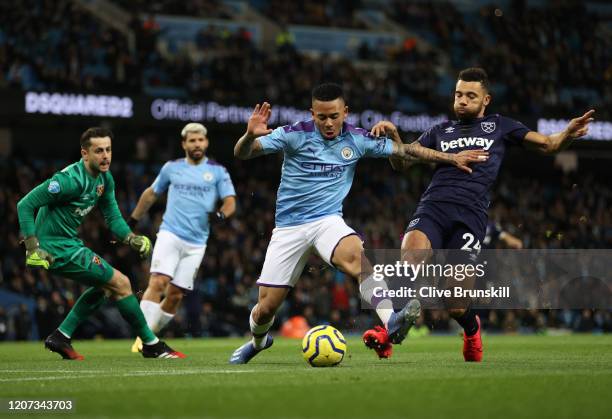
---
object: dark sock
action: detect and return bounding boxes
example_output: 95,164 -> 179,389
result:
58,287 -> 107,338
455,310 -> 479,336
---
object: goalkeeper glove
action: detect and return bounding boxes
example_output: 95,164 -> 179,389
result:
125,234 -> 152,259
23,236 -> 54,269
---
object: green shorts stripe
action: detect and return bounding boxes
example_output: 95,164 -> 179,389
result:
47,244 -> 114,287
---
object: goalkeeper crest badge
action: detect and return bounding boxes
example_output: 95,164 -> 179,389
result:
92,254 -> 106,273
341,147 -> 354,160
96,184 -> 105,196
48,180 -> 61,194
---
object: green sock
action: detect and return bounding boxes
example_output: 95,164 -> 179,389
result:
115,295 -> 157,344
58,287 -> 107,338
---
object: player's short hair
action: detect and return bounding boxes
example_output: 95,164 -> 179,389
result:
312,83 -> 344,103
458,67 -> 490,92
80,127 -> 113,149
181,122 -> 207,140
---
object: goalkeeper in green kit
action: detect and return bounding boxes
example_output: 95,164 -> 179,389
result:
17,127 -> 185,360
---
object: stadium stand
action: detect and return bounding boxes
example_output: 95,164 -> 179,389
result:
1,154 -> 610,340
2,0 -> 609,116
389,0 -> 612,118
0,0 -> 610,340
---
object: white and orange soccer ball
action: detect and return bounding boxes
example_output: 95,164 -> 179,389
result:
301,325 -> 347,367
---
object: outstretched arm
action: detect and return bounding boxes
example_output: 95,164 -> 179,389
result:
524,110 -> 595,154
17,177 -> 80,269
499,231 -> 523,249
392,142 -> 488,174
17,181 -> 60,269
371,121 -> 489,174
17,177 -> 79,237
370,121 -> 412,172
17,181 -> 58,239
234,102 -> 273,160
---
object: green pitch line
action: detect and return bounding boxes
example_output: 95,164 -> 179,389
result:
0,335 -> 610,419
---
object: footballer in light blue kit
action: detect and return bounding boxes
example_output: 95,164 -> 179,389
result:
229,83 -> 490,363
128,123 -> 236,352
391,67 -> 595,363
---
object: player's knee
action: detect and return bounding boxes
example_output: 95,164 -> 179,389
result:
336,250 -> 362,278
257,304 -> 276,320
165,286 -> 183,308
332,236 -> 364,278
401,232 -> 432,264
149,274 -> 170,294
254,302 -> 277,323
402,230 -> 431,250
106,271 -> 132,298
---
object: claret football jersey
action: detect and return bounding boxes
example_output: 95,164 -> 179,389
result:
417,114 -> 530,213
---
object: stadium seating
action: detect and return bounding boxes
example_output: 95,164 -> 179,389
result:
1,156 -> 610,340
2,0 -> 609,117
1,0 -> 609,340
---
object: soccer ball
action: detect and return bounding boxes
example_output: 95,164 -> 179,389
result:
301,325 -> 347,367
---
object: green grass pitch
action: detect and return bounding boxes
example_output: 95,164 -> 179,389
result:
1,335 -> 611,418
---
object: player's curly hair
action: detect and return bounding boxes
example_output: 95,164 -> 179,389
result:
80,127 -> 114,149
458,67 -> 490,92
312,83 -> 344,102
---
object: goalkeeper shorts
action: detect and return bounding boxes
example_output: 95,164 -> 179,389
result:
45,242 -> 114,286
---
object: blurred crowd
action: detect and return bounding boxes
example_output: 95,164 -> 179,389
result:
390,0 -> 612,117
115,0 -> 231,19
114,0 -> 367,28
257,0 -> 367,28
1,0 -> 609,117
0,0 -> 137,92
0,0 -> 610,340
1,146 -> 610,340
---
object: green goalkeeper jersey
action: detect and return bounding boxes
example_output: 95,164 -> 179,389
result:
17,159 -> 131,247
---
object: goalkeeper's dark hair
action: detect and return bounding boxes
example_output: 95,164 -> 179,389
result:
458,67 -> 490,93
312,83 -> 345,103
80,127 -> 114,149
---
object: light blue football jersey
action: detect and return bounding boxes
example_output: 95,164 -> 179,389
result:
151,158 -> 236,245
259,120 -> 393,227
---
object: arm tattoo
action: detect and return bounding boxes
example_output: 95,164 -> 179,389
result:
399,142 -> 455,164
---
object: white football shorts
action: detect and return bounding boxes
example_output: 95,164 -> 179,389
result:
150,229 -> 207,291
257,215 -> 358,288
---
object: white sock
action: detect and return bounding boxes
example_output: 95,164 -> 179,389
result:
143,337 -> 159,345
157,310 -> 175,332
249,306 -> 274,350
140,300 -> 163,333
359,274 -> 393,327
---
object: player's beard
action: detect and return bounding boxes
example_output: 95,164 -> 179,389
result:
455,103 -> 485,121
89,159 -> 109,174
188,149 -> 205,162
